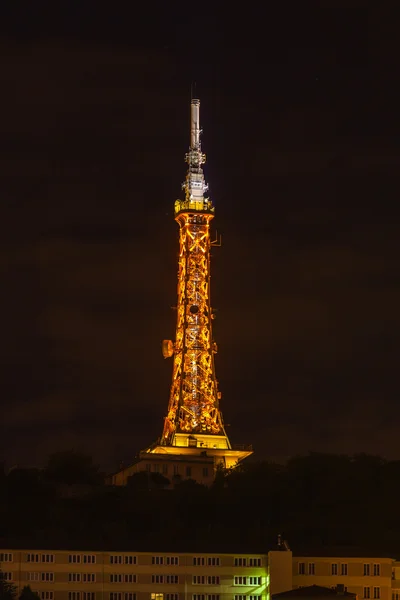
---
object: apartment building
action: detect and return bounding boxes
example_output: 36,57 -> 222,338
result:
0,550 -> 270,600
292,556 -> 395,600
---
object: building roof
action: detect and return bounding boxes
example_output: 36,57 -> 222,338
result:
273,586 -> 356,599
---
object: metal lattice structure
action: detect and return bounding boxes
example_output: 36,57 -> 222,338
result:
161,99 -> 229,447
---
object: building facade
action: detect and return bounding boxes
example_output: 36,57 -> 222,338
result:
292,556 -> 395,600
0,550 -> 269,600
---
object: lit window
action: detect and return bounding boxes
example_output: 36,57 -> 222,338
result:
151,595 -> 164,600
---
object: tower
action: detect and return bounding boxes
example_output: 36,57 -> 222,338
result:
109,98 -> 252,486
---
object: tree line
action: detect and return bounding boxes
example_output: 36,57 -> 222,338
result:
0,451 -> 399,555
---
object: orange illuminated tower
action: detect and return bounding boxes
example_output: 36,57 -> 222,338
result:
151,98 -> 252,470
109,98 -> 252,486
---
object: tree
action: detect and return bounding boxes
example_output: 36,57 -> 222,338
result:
0,570 -> 17,600
19,587 -> 40,600
44,450 -> 102,486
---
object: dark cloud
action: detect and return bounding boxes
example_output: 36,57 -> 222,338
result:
1,13 -> 399,470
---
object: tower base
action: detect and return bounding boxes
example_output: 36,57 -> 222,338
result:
108,439 -> 253,487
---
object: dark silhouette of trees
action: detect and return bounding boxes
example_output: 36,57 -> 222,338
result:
19,587 -> 40,600
0,570 -> 17,600
1,451 -> 398,554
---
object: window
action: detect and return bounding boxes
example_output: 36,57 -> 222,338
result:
110,595 -> 122,600
69,555 -> 81,564
373,588 -> 380,599
249,577 -> 261,586
207,596 -> 219,600
154,464 -> 160,473
202,468 -> 209,477
341,564 -> 348,576
152,575 -> 164,584
193,557 -> 205,566
298,563 -> 305,575
373,565 -> 381,577
364,588 -> 371,599
166,596 -> 178,600
69,594 -> 81,600
308,563 -> 315,575
234,577 -> 247,585
42,555 -> 54,564
41,593 -> 53,600
207,577 -> 220,585
249,559 -> 261,567
110,556 -> 123,565
83,594 -> 95,600
125,595 -> 136,600
193,576 -> 205,585
162,464 -> 168,475
151,595 -> 164,600
111,575 -> 124,583
0,573 -> 12,581
27,554 -> 40,563
208,558 -> 220,567
235,596 -> 246,600
29,573 -> 40,582
234,558 -> 247,567
331,564 -> 338,576
0,554 -> 13,562
173,465 -> 179,475
41,573 -> 54,582
83,574 -> 96,583
166,576 -> 179,584
152,557 -> 164,565
249,597 -> 262,600
124,575 -> 136,584
364,564 -> 371,576
125,556 -> 137,565
83,555 -> 96,564
69,574 -> 81,583
193,596 -> 205,600
166,557 -> 179,566
392,594 -> 400,600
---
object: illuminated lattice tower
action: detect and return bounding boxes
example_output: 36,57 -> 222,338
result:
109,98 -> 252,486
154,98 -> 252,470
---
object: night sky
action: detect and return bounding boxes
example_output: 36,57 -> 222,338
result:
1,4 -> 399,471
